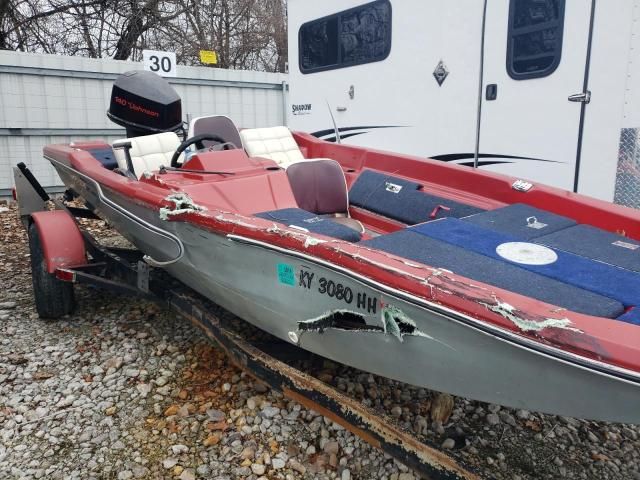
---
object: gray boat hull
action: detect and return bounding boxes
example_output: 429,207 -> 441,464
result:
52,159 -> 640,424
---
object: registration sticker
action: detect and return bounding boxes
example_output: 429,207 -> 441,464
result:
277,263 -> 296,286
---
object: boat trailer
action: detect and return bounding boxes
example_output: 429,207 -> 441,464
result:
13,163 -> 480,480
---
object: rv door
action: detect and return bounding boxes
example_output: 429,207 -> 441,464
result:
478,0 -> 594,191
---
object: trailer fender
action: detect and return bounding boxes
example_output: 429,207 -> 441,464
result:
30,210 -> 86,273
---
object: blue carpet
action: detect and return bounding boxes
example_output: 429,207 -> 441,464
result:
256,208 -> 361,242
349,169 -> 484,224
463,203 -> 576,240
618,308 -> 640,325
362,230 -> 624,318
411,218 -> 640,308
87,146 -> 118,170
537,224 -> 640,273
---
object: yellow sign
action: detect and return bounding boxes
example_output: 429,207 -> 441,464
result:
199,50 -> 218,65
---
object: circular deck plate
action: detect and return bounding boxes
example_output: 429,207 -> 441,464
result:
496,242 -> 558,266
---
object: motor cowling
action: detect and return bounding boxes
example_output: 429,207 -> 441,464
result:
107,70 -> 182,138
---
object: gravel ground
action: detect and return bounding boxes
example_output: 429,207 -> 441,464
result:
1,202 -> 640,480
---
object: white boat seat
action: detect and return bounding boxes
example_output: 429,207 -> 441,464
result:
240,126 -> 334,168
188,115 -> 243,149
286,159 -> 364,234
240,126 -> 305,166
112,132 -> 182,179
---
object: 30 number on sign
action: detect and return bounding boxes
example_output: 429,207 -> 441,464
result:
142,50 -> 176,77
149,56 -> 171,73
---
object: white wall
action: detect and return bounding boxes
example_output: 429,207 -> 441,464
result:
0,50 -> 288,192
578,0 -> 635,201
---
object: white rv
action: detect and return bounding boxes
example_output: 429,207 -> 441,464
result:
287,0 -> 640,206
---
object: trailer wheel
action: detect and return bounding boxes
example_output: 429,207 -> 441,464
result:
28,222 -> 75,319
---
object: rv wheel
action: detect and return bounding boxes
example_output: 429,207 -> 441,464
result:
28,223 -> 75,319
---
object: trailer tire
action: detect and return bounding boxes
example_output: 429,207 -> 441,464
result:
28,222 -> 75,319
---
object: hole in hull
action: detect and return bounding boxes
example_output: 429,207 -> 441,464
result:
298,311 -> 383,334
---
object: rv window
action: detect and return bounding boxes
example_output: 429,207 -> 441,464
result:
507,0 -> 566,80
299,0 -> 392,74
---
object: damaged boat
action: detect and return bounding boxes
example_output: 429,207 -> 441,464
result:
37,71 -> 640,423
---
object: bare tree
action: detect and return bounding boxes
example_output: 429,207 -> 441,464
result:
0,0 -> 288,72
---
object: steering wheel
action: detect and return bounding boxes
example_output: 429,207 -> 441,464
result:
170,133 -> 235,168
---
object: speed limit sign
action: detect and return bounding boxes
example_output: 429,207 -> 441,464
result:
142,50 -> 176,77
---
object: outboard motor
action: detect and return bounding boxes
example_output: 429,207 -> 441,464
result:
107,71 -> 182,138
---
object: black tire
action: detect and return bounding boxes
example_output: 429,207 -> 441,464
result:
28,222 -> 75,319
